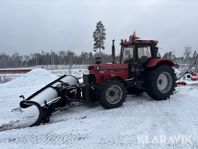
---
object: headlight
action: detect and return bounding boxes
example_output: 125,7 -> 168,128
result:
96,66 -> 100,70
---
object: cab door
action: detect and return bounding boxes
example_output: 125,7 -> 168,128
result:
135,45 -> 152,80
122,45 -> 136,79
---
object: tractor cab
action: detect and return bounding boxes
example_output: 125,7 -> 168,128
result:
119,33 -> 159,81
120,33 -> 159,65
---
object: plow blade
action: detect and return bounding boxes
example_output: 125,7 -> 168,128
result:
19,75 -> 80,126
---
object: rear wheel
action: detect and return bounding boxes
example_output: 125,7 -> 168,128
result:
97,80 -> 127,109
145,65 -> 176,100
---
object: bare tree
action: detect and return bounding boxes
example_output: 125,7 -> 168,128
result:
184,46 -> 192,60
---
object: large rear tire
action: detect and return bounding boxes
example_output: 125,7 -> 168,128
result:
97,80 -> 127,109
145,65 -> 176,100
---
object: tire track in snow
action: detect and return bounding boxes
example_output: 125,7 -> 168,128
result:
0,132 -> 89,145
0,103 -> 88,132
0,121 -> 29,132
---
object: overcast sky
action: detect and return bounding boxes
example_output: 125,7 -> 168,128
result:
0,0 -> 197,56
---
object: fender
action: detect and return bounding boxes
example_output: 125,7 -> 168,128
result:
146,58 -> 175,68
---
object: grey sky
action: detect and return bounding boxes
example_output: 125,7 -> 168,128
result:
0,0 -> 197,56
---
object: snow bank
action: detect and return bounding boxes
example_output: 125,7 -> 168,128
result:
2,68 -> 57,88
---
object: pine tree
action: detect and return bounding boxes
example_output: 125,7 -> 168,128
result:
93,21 -> 106,53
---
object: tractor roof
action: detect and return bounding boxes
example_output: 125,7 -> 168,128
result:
122,33 -> 158,46
122,39 -> 158,46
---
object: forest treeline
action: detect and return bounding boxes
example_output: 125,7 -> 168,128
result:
0,50 -> 113,68
0,46 -> 198,69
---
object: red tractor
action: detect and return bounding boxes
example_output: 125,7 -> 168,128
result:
83,33 -> 176,108
20,33 -> 177,126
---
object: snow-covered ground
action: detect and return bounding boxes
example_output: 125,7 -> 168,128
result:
0,68 -> 198,149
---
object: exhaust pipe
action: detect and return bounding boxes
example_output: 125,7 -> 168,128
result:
112,40 -> 115,64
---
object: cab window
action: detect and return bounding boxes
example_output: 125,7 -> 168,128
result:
138,46 -> 151,59
122,46 -> 134,63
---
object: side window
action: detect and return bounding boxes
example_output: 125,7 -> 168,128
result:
138,46 -> 151,59
124,47 -> 133,58
123,46 -> 134,63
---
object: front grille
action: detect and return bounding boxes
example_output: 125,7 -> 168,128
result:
83,74 -> 95,84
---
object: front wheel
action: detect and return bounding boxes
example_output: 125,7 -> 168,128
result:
97,80 -> 127,109
145,65 -> 176,100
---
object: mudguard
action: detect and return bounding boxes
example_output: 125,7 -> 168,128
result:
146,58 -> 175,68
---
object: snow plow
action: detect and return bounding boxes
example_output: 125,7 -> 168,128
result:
19,33 -> 178,126
19,75 -> 82,126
